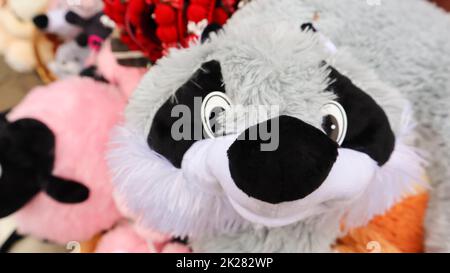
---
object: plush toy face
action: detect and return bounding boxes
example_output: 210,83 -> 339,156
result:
112,20 -> 421,237
65,11 -> 114,50
0,113 -> 89,218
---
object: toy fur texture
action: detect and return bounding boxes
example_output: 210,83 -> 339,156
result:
197,0 -> 450,252
5,78 -> 124,244
216,0 -> 450,252
108,0 -> 448,253
269,0 -> 450,253
0,0 -> 52,72
0,37 -> 150,246
94,221 -> 190,253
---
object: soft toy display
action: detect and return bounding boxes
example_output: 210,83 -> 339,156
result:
102,0 -> 244,64
0,77 -> 124,247
0,39 -> 189,253
32,2 -> 114,79
0,0 -> 53,72
107,0 -> 441,253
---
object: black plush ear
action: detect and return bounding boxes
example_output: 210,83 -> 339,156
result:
201,23 -> 222,43
80,65 -> 109,83
65,11 -> 86,27
7,119 -> 55,170
300,22 -> 317,32
33,14 -> 49,29
43,176 -> 89,204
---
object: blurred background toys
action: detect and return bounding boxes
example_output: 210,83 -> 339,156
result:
0,0 -> 53,73
102,0 -> 245,65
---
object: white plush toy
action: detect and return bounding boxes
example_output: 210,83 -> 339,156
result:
48,40 -> 90,79
32,0 -> 104,41
0,0 -> 53,72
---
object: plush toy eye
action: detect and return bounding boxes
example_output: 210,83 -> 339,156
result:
201,92 -> 232,139
320,101 -> 347,145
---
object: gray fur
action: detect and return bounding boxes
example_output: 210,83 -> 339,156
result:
117,0 -> 450,252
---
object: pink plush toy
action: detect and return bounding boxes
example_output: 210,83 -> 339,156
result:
1,77 -> 124,245
95,222 -> 190,253
0,40 -> 142,247
0,40 -> 187,253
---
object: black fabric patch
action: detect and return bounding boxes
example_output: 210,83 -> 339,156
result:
148,60 -> 225,168
0,118 -> 89,218
80,65 -> 109,83
227,115 -> 338,204
201,23 -> 222,43
0,230 -> 24,253
327,66 -> 395,166
44,176 -> 89,204
300,22 -> 317,32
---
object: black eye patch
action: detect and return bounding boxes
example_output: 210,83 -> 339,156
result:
147,60 -> 225,168
326,66 -> 395,166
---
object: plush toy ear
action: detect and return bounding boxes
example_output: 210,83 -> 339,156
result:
201,23 -> 222,43
300,22 -> 317,32
65,11 -> 87,27
7,119 -> 55,168
43,176 -> 89,204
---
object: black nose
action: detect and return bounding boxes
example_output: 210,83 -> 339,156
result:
33,15 -> 49,29
227,115 -> 338,204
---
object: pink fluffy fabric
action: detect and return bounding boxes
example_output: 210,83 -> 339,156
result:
96,41 -> 147,99
7,77 -> 125,244
95,222 -> 191,253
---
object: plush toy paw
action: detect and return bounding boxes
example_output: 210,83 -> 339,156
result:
4,40 -> 36,73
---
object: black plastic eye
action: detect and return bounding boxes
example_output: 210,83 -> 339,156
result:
322,115 -> 340,142
320,101 -> 347,145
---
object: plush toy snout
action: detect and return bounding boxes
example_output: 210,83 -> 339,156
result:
227,115 -> 339,204
33,14 -> 48,29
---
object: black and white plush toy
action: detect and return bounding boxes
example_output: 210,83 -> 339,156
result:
110,0 -> 450,252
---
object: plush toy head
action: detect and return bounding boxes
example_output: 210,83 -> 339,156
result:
33,9 -> 83,40
0,112 -> 89,218
110,14 -> 425,245
65,11 -> 114,51
32,0 -> 104,40
8,0 -> 49,21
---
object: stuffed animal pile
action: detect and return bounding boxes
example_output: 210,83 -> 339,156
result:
1,0 -> 450,253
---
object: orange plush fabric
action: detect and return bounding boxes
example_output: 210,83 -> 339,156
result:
335,192 -> 429,253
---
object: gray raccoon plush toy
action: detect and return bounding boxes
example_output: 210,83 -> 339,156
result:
109,0 -> 450,252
